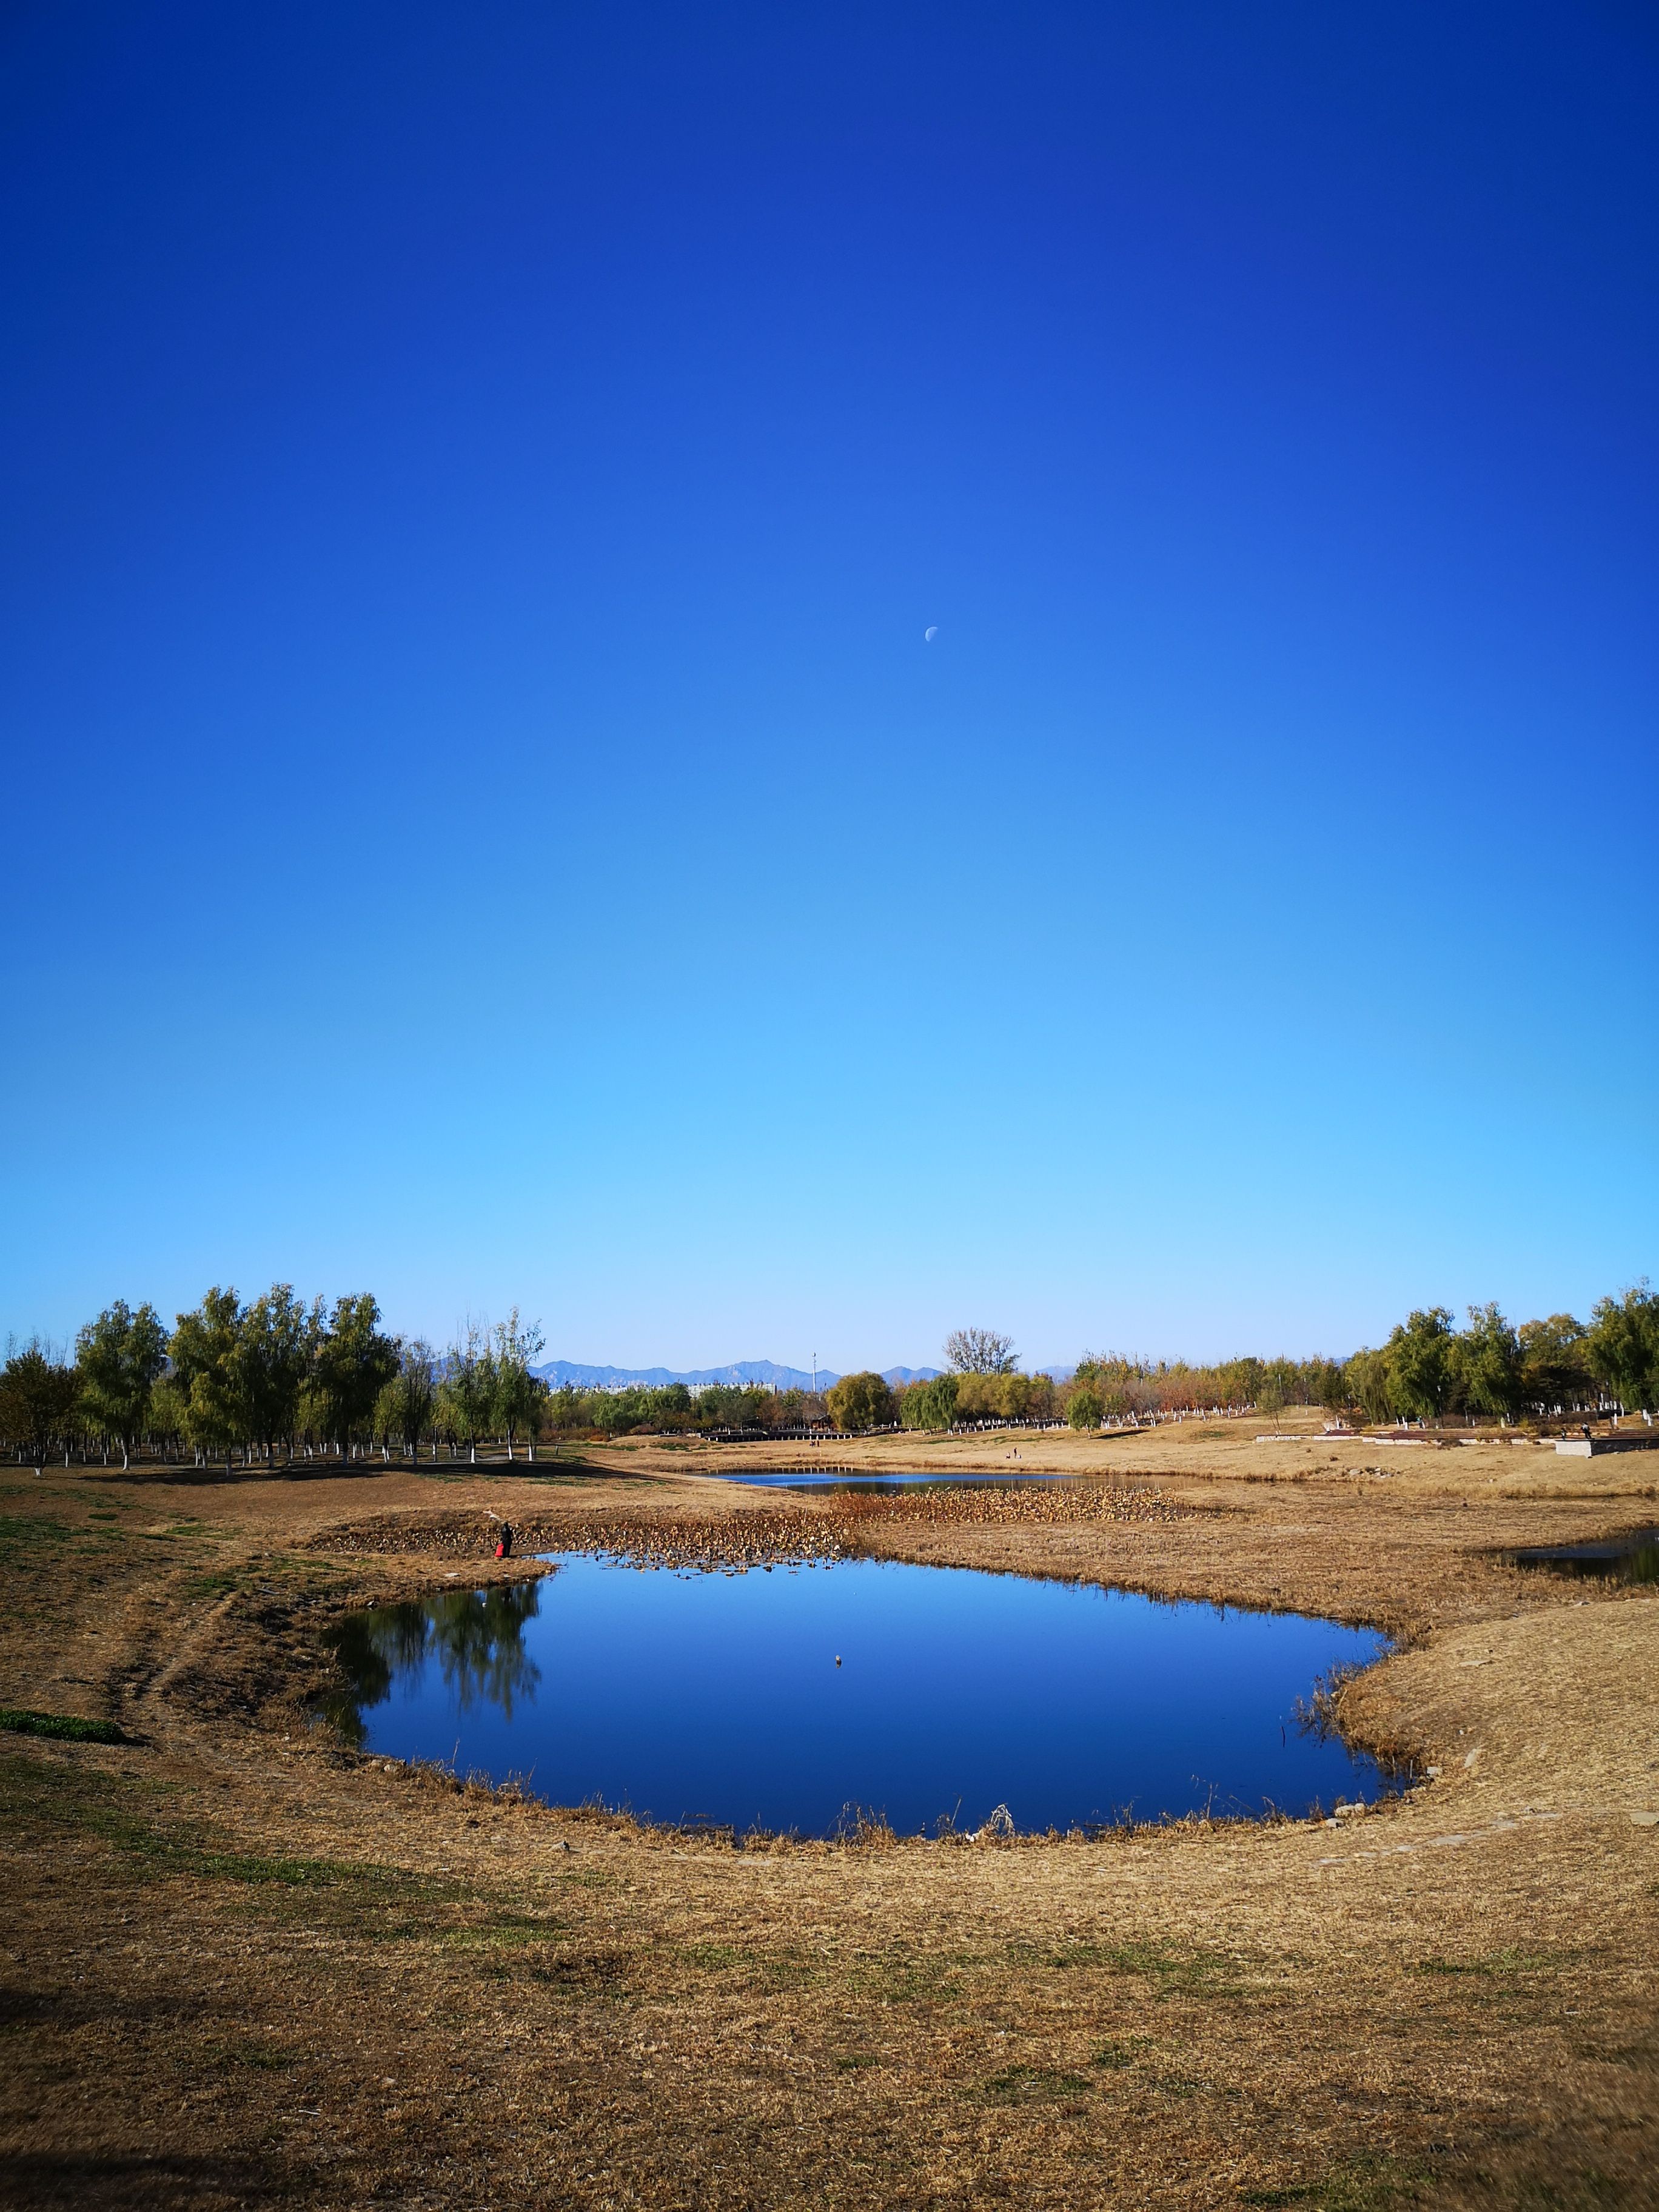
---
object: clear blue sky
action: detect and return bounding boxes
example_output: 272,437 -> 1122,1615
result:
4,2 -> 1654,1370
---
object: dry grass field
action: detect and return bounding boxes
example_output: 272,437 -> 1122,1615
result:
2,1416 -> 1657,2210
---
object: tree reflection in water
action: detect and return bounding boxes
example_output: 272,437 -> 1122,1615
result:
322,1581 -> 543,1744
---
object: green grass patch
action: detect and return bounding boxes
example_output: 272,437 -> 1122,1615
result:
0,1513 -> 78,1569
445,1912 -> 565,1951
0,1758 -> 479,1932
679,1941 -> 745,1969
208,2037 -> 296,2073
183,1569 -> 246,1598
847,1946 -> 964,2005
1091,2036 -> 1153,2070
195,1849 -> 368,1886
669,1939 -> 823,1993
0,1707 -> 126,1744
1008,1936 -> 1242,1999
1410,1948 -> 1556,1979
1105,1939 -> 1243,1997
1240,2154 -> 1430,2211
980,2063 -> 1093,2105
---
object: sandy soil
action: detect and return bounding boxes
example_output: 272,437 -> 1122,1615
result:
2,1416 -> 1656,2209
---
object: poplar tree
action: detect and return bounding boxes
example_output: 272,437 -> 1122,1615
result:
491,1310 -> 546,1461
386,1339 -> 438,1461
437,1322 -> 491,1463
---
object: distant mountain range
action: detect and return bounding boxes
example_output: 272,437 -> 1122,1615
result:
532,1359 -> 942,1393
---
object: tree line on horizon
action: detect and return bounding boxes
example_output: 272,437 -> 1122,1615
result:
0,1289 -> 549,1470
822,1296 -> 1657,1435
1,1284 -> 1655,1465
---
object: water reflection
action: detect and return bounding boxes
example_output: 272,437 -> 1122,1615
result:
1507,1527 -> 1659,1585
324,1581 -> 543,1744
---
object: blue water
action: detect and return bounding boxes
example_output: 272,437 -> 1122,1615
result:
324,1554 -> 1389,1835
1508,1526 -> 1659,1583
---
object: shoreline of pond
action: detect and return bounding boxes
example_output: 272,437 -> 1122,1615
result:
313,1548 -> 1400,1838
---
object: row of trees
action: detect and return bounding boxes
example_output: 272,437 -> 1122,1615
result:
821,1292 -> 1659,1435
4,1284 -> 1655,1461
541,1381 -> 819,1438
0,1290 -> 549,1470
1341,1293 -> 1658,1426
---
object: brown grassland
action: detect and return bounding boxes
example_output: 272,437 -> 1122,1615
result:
2,1416 -> 1657,2210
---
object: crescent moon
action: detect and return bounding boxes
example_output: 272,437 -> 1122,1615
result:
924,625 -> 938,642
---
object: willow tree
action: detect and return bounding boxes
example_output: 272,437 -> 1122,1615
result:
1455,1303 -> 1523,1425
75,1301 -> 168,1468
826,1371 -> 896,1432
234,1285 -> 319,1465
1384,1309 -> 1457,1424
312,1294 -> 399,1460
1587,1284 -> 1659,1416
170,1289 -> 247,1471
1518,1315 -> 1592,1413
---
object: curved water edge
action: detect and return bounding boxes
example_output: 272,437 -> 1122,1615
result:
318,1551 -> 1394,1838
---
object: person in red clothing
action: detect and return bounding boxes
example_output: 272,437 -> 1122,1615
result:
493,1520 -> 514,1560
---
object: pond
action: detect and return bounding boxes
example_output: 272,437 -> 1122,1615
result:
322,1554 -> 1389,1836
1506,1526 -> 1659,1584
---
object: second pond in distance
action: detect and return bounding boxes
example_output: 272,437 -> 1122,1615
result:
323,1553 -> 1389,1837
1506,1526 -> 1659,1584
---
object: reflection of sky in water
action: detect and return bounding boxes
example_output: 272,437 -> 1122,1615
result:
326,1555 -> 1389,1836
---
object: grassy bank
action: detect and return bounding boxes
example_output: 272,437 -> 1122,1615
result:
1,1420 -> 1655,2208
